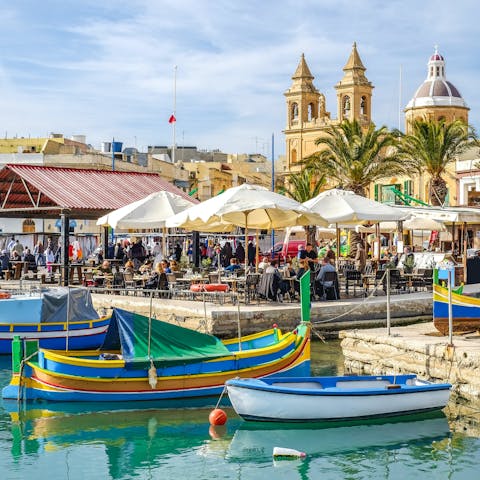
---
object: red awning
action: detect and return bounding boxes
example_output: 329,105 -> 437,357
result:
0,164 -> 195,219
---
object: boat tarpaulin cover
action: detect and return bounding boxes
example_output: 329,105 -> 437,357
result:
40,288 -> 99,323
101,308 -> 231,369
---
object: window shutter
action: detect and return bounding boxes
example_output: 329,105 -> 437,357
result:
374,184 -> 379,201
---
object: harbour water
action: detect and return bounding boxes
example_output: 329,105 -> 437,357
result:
1,342 -> 480,480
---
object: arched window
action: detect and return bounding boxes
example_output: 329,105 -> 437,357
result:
291,103 -> 298,121
343,96 -> 351,118
291,149 -> 297,163
22,219 -> 35,233
360,96 -> 367,115
307,103 -> 314,121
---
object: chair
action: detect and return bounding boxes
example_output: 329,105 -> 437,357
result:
245,274 -> 261,304
257,272 -> 282,302
422,269 -> 434,290
388,269 -> 407,293
83,271 -> 96,287
166,273 -> 179,298
113,272 -> 125,292
208,272 -> 221,284
123,271 -> 137,294
345,270 -> 364,297
320,271 -> 339,300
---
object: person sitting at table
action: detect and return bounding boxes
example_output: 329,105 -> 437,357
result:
144,262 -> 169,295
315,257 -> 338,300
23,248 -> 37,273
11,250 -> 21,262
98,260 -> 112,274
170,260 -> 180,272
324,244 -> 336,264
224,257 -> 241,273
124,259 -> 135,274
0,250 -> 10,279
160,259 -> 171,274
258,256 -> 269,271
139,259 -> 153,274
258,260 -> 283,301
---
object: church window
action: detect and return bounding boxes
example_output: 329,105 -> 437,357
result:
436,66 -> 440,76
430,67 -> 433,77
360,96 -> 367,115
291,149 -> 297,163
291,103 -> 298,121
343,96 -> 351,118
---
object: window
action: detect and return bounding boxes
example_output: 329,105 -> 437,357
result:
291,103 -> 298,121
291,149 -> 297,163
343,96 -> 351,118
307,103 -> 314,121
22,219 -> 35,233
360,96 -> 367,115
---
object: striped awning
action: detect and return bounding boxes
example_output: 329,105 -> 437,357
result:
0,164 -> 194,219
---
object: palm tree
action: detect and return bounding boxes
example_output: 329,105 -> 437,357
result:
398,119 -> 477,206
306,119 -> 405,196
284,167 -> 326,245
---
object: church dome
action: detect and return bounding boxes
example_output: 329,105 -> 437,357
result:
406,48 -> 467,109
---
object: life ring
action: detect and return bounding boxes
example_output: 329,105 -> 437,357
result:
0,291 -> 12,299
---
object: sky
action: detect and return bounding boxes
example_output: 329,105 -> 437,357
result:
0,0 -> 478,158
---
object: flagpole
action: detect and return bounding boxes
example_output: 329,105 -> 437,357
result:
172,65 -> 177,164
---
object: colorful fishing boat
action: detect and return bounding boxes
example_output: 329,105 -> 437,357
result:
433,283 -> 480,335
0,288 -> 111,354
2,307 -> 310,403
226,374 -> 451,422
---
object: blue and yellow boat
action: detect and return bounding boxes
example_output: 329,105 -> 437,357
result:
0,288 -> 111,354
433,283 -> 480,335
2,307 -> 310,403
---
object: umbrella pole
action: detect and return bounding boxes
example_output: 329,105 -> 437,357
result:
335,223 -> 340,271
245,221 -> 249,273
162,227 -> 167,259
255,230 -> 260,273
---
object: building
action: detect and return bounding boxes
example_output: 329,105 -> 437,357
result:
283,43 -> 373,174
374,48 -> 471,207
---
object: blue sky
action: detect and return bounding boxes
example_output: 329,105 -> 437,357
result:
0,0 -> 478,157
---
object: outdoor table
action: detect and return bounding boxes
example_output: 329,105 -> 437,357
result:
221,276 -> 246,293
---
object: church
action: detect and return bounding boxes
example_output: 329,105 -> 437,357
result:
283,44 -> 474,208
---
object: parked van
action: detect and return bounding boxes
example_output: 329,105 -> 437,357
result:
268,240 -> 306,262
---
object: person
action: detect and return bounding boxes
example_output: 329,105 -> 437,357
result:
11,239 -> 24,258
258,256 -> 269,271
139,259 -> 153,274
170,260 -> 180,272
160,259 -> 171,274
144,262 -> 169,294
45,243 -> 56,273
235,242 -> 245,264
221,241 -> 233,268
325,244 -> 336,264
297,244 -> 305,259
23,248 -> 37,273
315,257 -> 338,299
299,243 -> 318,271
224,257 -> 241,273
247,240 -> 256,267
152,242 -> 162,257
403,247 -> 415,274
130,238 -> 147,269
0,250 -> 10,279
98,260 -> 112,274
354,242 -> 366,273
174,243 -> 182,262
33,240 -> 45,266
123,259 -> 135,274
114,242 -> 124,262
258,260 -> 284,301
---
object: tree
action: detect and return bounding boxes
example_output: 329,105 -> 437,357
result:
284,166 -> 326,245
398,119 -> 477,206
306,119 -> 405,196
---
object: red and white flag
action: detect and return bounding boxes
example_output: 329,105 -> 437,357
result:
168,114 -> 176,124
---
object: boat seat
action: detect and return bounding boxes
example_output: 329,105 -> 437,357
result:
271,381 -> 323,390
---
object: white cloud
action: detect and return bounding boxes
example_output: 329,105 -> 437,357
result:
0,1 -> 478,154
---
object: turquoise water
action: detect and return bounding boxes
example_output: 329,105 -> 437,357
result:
1,342 -> 480,480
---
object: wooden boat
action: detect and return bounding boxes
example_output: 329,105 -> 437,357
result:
226,374 -> 451,422
0,288 -> 111,354
2,307 -> 310,403
433,283 -> 480,335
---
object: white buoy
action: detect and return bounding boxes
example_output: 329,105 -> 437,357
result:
273,447 -> 306,459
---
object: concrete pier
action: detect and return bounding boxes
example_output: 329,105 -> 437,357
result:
89,289 -> 433,337
340,323 -> 480,402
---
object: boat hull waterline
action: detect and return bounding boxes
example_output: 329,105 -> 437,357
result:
226,375 -> 451,422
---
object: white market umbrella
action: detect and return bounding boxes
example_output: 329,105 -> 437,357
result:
97,190 -> 195,229
167,183 -> 329,269
97,190 -> 196,257
403,216 -> 445,231
304,188 -> 408,260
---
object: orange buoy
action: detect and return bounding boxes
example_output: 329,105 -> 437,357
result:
0,291 -> 12,299
209,408 -> 227,426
